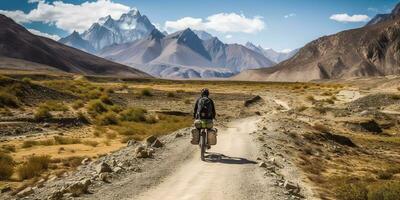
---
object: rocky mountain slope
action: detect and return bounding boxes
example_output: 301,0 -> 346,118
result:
235,3 -> 400,82
366,3 -> 400,26
0,14 -> 150,77
245,42 -> 299,63
99,28 -> 275,78
59,9 -> 155,52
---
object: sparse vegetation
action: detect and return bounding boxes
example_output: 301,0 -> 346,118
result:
0,152 -> 14,180
96,111 -> 119,125
140,88 -> 152,96
87,100 -> 108,117
16,155 -> 51,180
34,106 -> 52,121
72,99 -> 85,110
0,91 -> 19,108
167,91 -> 175,98
119,107 -> 147,122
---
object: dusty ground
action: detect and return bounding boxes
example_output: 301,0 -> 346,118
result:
0,72 -> 399,200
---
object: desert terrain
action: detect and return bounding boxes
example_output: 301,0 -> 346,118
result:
0,70 -> 398,200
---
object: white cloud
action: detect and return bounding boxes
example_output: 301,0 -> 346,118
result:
165,12 -> 265,34
329,13 -> 370,23
284,13 -> 296,18
28,28 -> 61,41
225,34 -> 233,39
0,0 -> 131,32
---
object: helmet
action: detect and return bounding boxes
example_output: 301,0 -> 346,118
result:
201,88 -> 209,97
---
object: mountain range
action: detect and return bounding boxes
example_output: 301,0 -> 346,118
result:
59,9 -> 298,79
234,2 -> 400,82
245,42 -> 299,63
98,28 -> 276,78
0,14 -> 149,77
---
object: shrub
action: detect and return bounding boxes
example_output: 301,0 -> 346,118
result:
34,106 -> 52,121
313,123 -> 330,133
87,100 -> 108,117
145,114 -> 158,124
83,140 -> 99,147
87,89 -> 102,99
0,91 -> 19,108
167,92 -> 175,98
336,182 -> 368,200
140,88 -> 152,96
39,101 -> 68,112
100,94 -> 113,105
0,152 -> 14,180
72,100 -> 84,110
368,181 -> 400,200
21,77 -> 32,83
176,89 -> 185,93
96,111 -> 119,125
119,108 -> 147,122
17,155 -> 51,180
306,95 -> 315,102
62,156 -> 84,167
54,136 -> 81,145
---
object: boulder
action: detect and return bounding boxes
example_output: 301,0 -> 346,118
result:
175,133 -> 183,138
99,172 -> 110,182
16,187 -> 34,197
96,162 -> 112,174
113,167 -> 123,173
259,162 -> 267,168
150,139 -> 163,148
0,186 -> 11,193
134,146 -> 145,154
284,180 -> 300,193
145,135 -> 158,145
66,179 -> 91,197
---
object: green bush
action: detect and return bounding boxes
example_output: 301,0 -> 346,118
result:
87,100 -> 108,117
119,108 -> 147,122
21,77 -> 32,83
0,152 -> 14,180
16,155 -> 51,180
0,91 -> 19,108
87,89 -> 102,99
39,101 -> 68,112
72,100 -> 84,110
34,107 -> 52,121
167,92 -> 175,98
140,88 -> 152,96
100,94 -> 113,105
96,111 -> 119,125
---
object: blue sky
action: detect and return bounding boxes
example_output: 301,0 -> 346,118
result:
0,0 -> 399,51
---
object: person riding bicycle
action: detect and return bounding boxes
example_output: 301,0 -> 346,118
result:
193,88 -> 216,121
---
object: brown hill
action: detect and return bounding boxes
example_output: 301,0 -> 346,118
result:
0,14 -> 150,78
235,8 -> 400,82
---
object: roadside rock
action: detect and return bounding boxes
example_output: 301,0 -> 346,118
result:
145,135 -> 158,145
244,95 -> 262,107
81,157 -> 91,165
175,133 -> 183,138
47,191 -> 64,200
99,172 -> 111,182
66,179 -> 91,197
0,186 -> 11,193
16,187 -> 34,197
259,162 -> 267,168
284,180 -> 300,194
150,139 -> 163,148
96,162 -> 112,174
113,167 -> 123,173
127,140 -> 137,147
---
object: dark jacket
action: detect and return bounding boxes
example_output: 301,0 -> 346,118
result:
193,96 -> 216,119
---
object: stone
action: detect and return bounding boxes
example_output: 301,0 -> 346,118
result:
96,162 -> 112,174
134,146 -> 145,154
175,133 -> 183,138
145,135 -> 158,145
66,179 -> 91,197
16,187 -> 34,197
127,140 -> 137,147
150,139 -> 163,148
284,180 -> 299,192
113,167 -> 123,173
0,186 -> 11,193
268,157 -> 276,164
258,162 -> 267,168
47,191 -> 64,200
99,172 -> 110,182
81,158 -> 91,165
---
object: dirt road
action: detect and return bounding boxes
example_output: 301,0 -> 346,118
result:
132,117 -> 284,200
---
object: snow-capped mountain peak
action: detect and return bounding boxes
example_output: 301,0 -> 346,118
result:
60,9 -> 155,52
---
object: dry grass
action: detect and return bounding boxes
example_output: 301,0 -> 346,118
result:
72,99 -> 84,110
16,155 -> 51,180
140,88 -> 153,96
0,152 -> 14,180
0,91 -> 19,108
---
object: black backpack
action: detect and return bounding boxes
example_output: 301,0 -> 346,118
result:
197,96 -> 213,119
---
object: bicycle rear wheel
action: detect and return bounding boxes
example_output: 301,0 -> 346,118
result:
200,131 -> 206,161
